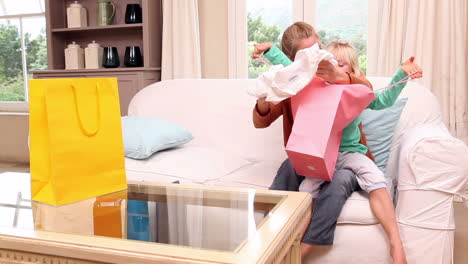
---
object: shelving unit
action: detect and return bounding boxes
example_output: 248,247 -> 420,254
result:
50,23 -> 143,33
33,0 -> 163,115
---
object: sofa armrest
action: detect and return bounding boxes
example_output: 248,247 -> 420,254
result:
396,124 -> 468,194
394,124 -> 468,230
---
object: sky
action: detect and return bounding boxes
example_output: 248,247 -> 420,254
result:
0,0 -> 44,16
246,0 -> 368,39
0,0 -> 45,38
247,0 -> 293,31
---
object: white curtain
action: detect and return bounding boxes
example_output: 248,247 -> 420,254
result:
166,188 -> 203,247
161,0 -> 202,80
164,188 -> 257,251
368,0 -> 468,143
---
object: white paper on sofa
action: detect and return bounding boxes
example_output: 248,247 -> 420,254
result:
247,44 -> 337,103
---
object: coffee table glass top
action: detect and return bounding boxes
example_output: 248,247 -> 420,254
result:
0,173 -> 286,252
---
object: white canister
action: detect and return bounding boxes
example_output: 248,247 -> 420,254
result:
65,42 -> 85,69
67,1 -> 88,28
85,41 -> 104,69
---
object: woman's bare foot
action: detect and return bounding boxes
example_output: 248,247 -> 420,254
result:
279,242 -> 314,264
391,242 -> 407,264
301,243 -> 314,258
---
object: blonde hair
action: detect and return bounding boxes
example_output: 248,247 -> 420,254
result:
281,22 -> 319,61
325,40 -> 362,77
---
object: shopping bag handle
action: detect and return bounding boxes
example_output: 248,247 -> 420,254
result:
71,83 -> 101,137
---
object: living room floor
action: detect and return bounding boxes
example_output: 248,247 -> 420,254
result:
1,162 -> 467,263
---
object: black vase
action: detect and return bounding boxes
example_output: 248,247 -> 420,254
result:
124,46 -> 143,67
102,47 -> 120,68
125,4 -> 142,24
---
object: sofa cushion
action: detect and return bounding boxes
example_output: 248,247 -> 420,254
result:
337,191 -> 378,225
207,161 -> 280,189
125,170 -> 197,184
125,145 -> 250,183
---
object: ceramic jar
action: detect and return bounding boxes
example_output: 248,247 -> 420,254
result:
65,42 -> 85,70
67,1 -> 88,28
85,41 -> 103,69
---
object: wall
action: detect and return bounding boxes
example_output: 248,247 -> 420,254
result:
0,0 -> 230,164
198,0 -> 229,78
0,114 -> 29,163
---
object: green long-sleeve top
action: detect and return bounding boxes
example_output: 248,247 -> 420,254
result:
263,45 -> 409,155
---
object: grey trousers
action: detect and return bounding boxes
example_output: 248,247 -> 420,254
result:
299,151 -> 386,197
269,159 -> 360,245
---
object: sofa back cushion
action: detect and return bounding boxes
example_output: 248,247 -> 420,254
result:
367,77 -> 444,143
128,78 -> 443,171
128,79 -> 287,163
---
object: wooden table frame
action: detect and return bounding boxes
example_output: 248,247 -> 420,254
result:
0,182 -> 311,264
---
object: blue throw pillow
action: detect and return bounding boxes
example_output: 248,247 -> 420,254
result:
122,116 -> 193,160
361,98 -> 408,175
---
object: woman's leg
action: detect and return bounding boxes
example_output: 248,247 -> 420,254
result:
270,160 -> 360,259
300,169 -> 359,257
269,159 -> 304,191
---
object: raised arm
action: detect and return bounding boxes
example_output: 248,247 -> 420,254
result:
251,44 -> 289,128
368,68 -> 408,110
368,57 -> 423,110
263,45 -> 293,66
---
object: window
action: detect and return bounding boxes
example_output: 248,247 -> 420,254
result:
247,0 -> 293,78
0,0 -> 47,104
315,0 -> 368,73
229,0 -> 367,78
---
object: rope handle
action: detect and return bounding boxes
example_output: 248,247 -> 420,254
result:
71,83 -> 101,137
373,71 -> 422,98
374,74 -> 412,92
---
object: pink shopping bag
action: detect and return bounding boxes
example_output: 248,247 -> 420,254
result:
286,78 -> 375,181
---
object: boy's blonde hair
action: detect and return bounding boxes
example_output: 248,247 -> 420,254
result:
281,22 -> 319,61
325,40 -> 362,77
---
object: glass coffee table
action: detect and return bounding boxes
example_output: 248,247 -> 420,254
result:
0,172 -> 311,264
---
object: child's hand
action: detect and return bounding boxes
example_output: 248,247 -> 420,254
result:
401,56 -> 423,79
252,42 -> 273,59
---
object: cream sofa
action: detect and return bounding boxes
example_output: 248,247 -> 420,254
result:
125,78 -> 468,264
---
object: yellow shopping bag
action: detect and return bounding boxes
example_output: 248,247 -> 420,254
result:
29,78 -> 127,206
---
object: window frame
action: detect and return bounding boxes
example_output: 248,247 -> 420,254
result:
0,11 -> 46,112
228,0 -> 315,79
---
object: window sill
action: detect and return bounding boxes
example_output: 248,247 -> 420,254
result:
0,102 -> 29,114
0,112 -> 29,116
